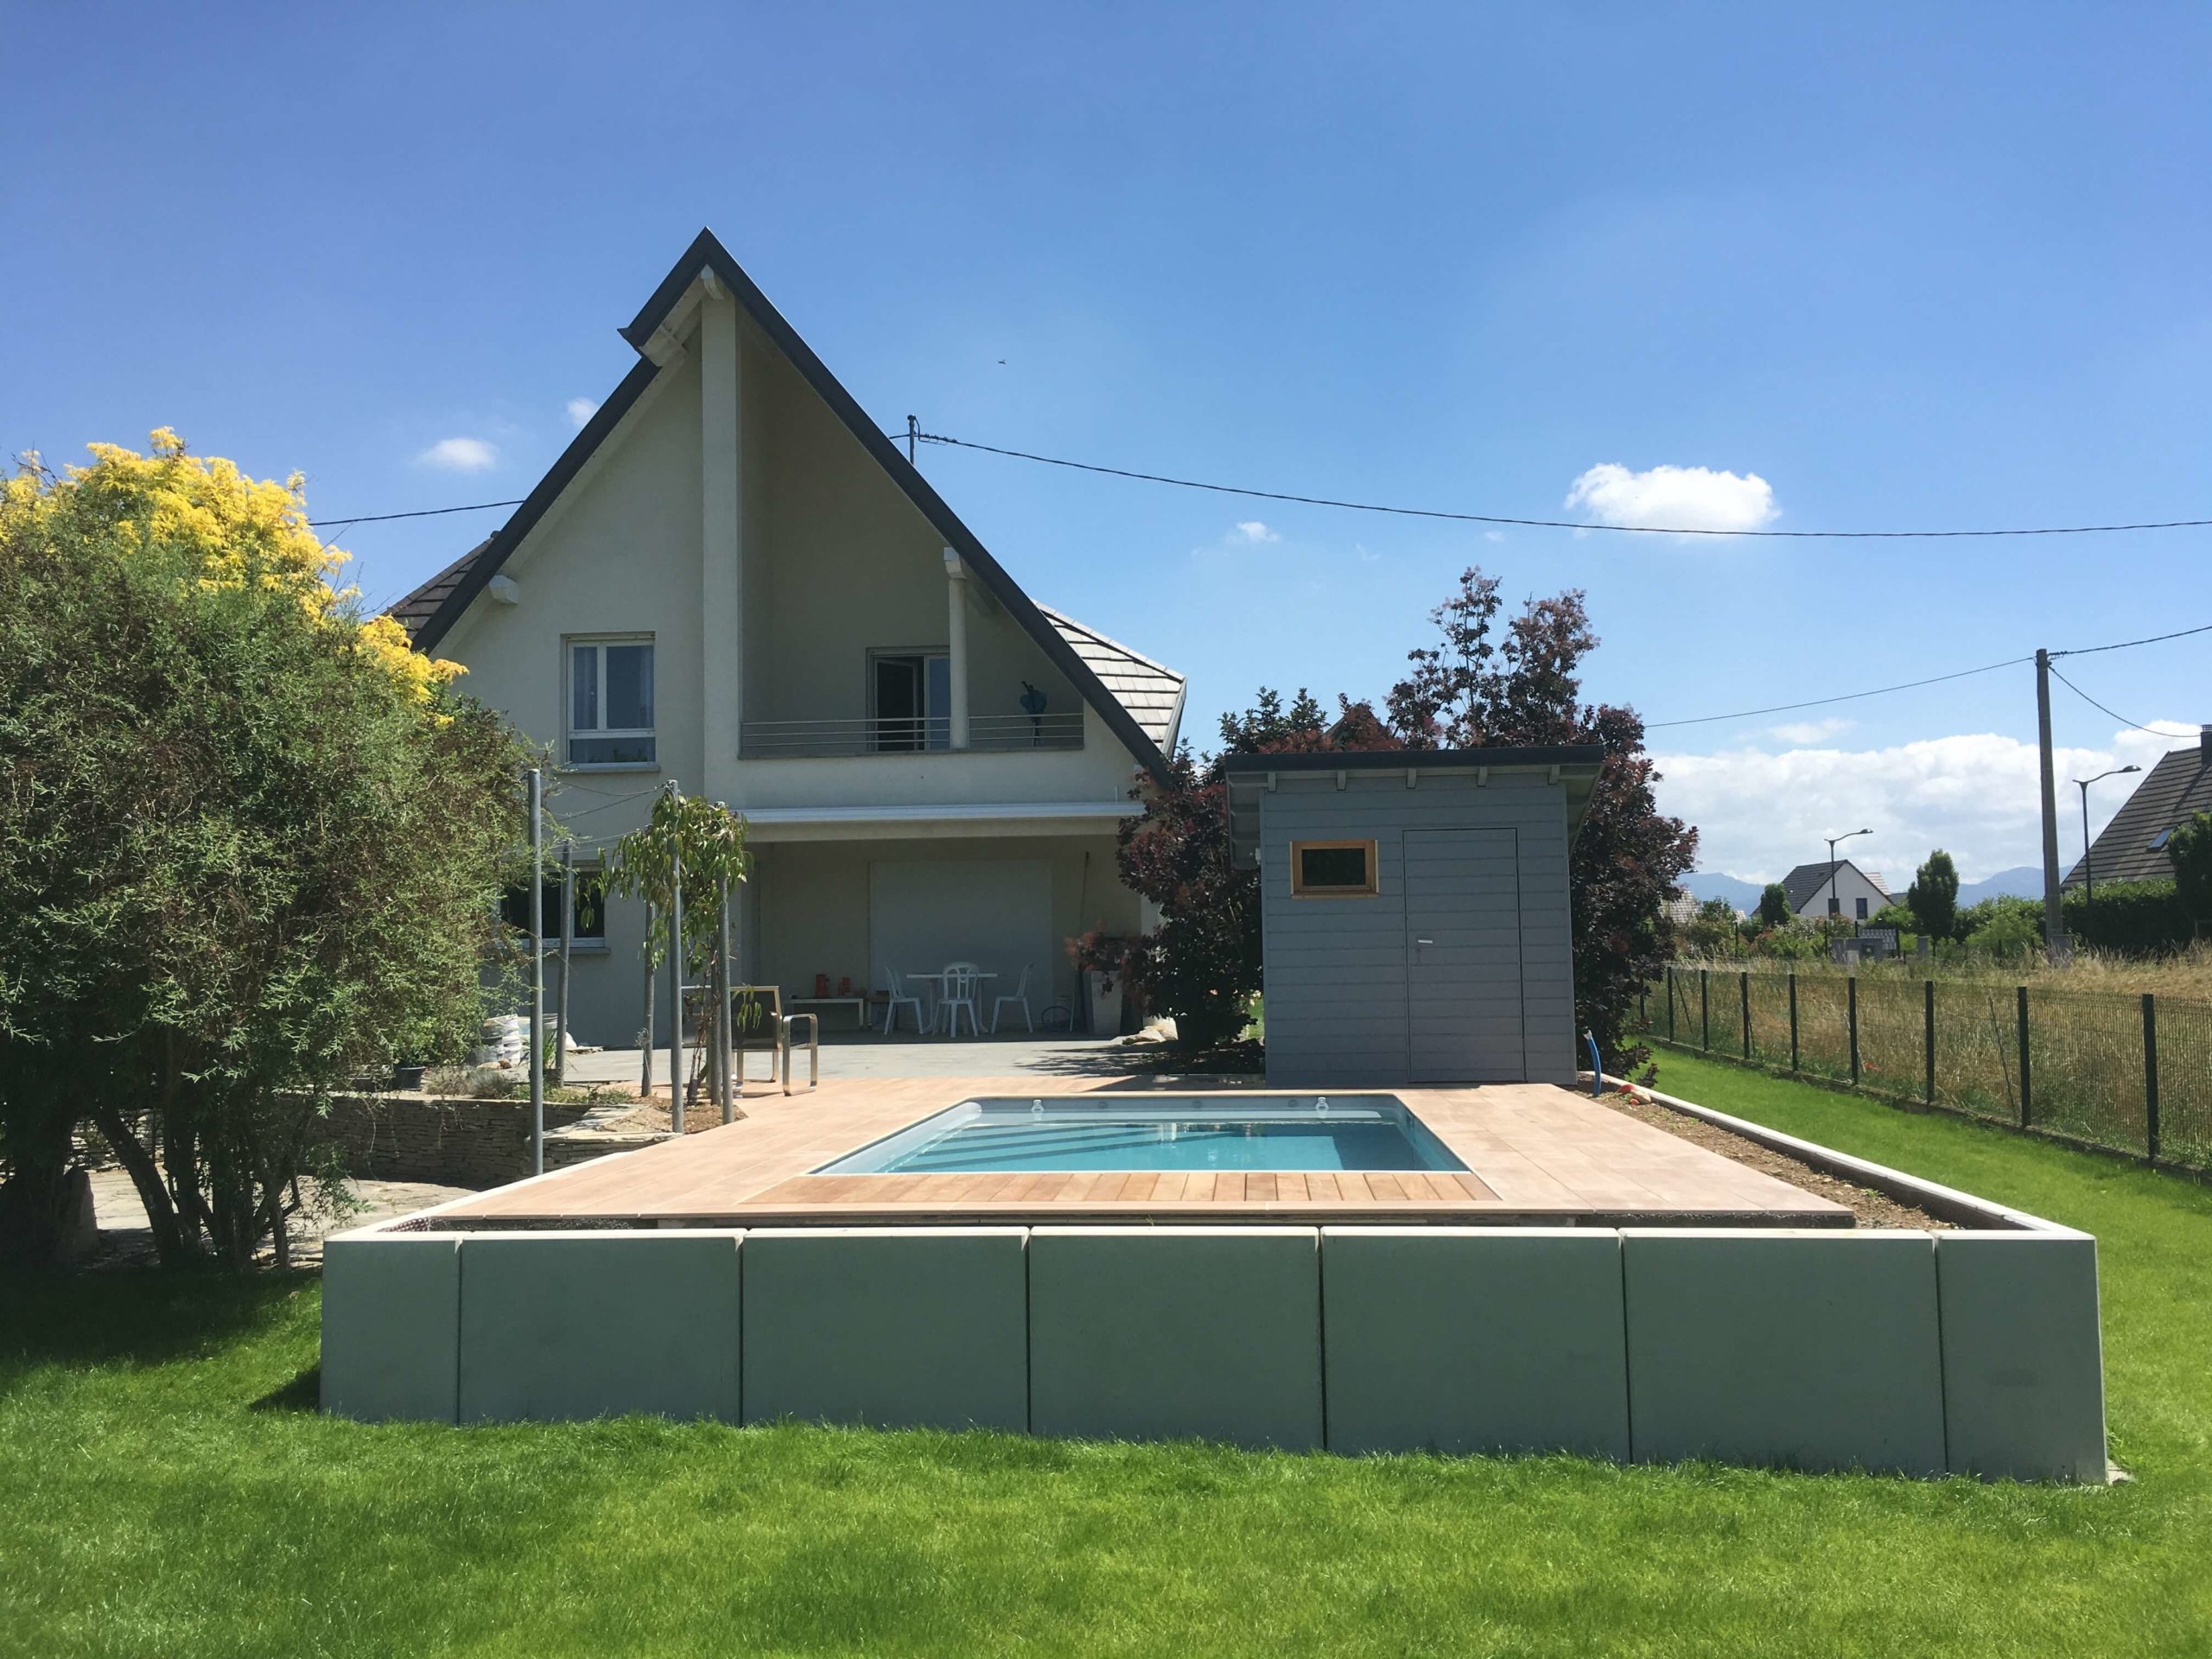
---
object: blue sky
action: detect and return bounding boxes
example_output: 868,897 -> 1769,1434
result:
5,3 -> 2206,883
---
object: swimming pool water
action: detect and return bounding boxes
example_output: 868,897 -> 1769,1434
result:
814,1096 -> 1465,1174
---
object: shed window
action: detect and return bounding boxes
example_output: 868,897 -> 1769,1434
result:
1290,840 -> 1377,897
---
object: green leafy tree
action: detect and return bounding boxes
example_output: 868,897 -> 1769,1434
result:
0,433 -> 526,1266
601,790 -> 752,1104
2169,811 -> 2212,931
1757,882 -> 1792,929
1907,849 -> 1961,940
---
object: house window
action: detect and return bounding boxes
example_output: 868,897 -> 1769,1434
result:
1827,896 -> 1841,917
1855,896 -> 1869,920
2149,828 -> 2173,852
1289,840 -> 1378,898
567,637 -> 655,766
869,652 -> 950,752
501,868 -> 607,948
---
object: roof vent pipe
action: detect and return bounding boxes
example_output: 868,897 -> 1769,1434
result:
2202,722 -> 2211,761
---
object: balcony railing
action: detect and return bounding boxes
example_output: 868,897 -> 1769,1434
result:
741,711 -> 1084,759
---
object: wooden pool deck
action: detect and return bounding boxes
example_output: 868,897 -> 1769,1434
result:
415,1077 -> 1852,1229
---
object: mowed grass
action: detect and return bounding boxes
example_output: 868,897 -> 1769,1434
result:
3,1058 -> 2211,1657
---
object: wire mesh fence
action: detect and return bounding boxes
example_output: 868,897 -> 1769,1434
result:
1642,965 -> 2211,1171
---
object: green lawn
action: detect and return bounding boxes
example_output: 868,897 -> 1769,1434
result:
5,1054 -> 2212,1656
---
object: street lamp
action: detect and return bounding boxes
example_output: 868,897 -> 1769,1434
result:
1825,829 -> 1872,922
2073,765 -> 2142,936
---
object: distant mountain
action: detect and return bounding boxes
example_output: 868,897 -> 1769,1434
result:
1680,872 -> 1766,912
1956,866 -> 2044,906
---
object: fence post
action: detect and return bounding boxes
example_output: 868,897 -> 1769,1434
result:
1847,976 -> 1860,1085
1667,968 -> 1676,1041
2017,985 -> 2032,1128
1923,976 -> 1936,1105
1788,972 -> 1799,1071
1740,971 -> 1751,1060
1700,969 -> 1710,1052
2144,992 -> 2160,1161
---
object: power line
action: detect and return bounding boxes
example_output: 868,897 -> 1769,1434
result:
2050,620 -> 2212,658
309,430 -> 2212,541
1648,620 -> 2207,731
912,430 -> 2212,540
1644,656 -> 2031,730
2048,665 -> 2191,739
308,499 -> 525,530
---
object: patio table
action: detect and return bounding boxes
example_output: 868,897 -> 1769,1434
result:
904,970 -> 997,1036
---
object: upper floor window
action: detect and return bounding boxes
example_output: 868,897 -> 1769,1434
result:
568,637 -> 655,766
870,651 -> 950,753
1854,896 -> 1869,920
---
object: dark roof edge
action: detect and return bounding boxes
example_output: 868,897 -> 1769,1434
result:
411,355 -> 663,652
1221,746 -> 1607,775
629,230 -> 1172,784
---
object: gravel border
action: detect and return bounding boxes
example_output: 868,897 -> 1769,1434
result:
1596,1089 -> 1955,1230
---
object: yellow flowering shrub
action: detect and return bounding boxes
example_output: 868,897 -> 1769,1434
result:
0,429 -> 462,702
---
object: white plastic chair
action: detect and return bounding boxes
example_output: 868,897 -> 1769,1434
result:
991,963 -> 1034,1034
938,961 -> 983,1038
880,968 -> 927,1035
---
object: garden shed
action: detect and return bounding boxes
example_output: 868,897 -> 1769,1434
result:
1223,747 -> 1605,1087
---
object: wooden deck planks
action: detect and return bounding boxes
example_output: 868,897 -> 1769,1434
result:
419,1074 -> 1848,1226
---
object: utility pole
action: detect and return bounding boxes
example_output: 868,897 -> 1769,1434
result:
2036,649 -> 2068,964
666,780 -> 686,1135
553,838 -> 574,1087
527,766 -> 544,1177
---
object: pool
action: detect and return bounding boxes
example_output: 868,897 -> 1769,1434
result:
813,1095 -> 1468,1174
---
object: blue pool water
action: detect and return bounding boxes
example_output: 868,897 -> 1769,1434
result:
813,1096 -> 1465,1174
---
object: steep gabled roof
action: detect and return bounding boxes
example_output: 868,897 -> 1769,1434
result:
1780,860 -> 1886,910
391,228 -> 1173,781
2064,737 -> 2212,887
1039,606 -> 1185,752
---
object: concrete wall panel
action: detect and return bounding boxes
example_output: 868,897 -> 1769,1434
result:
1936,1231 -> 2107,1482
321,1232 -> 461,1423
1028,1227 -> 1322,1450
742,1227 -> 1027,1431
1321,1227 -> 1629,1457
1624,1230 -> 1945,1474
458,1230 -> 741,1423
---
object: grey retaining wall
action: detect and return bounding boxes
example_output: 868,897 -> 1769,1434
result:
324,1213 -> 2107,1482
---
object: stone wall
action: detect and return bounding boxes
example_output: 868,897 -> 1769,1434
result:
318,1095 -> 598,1189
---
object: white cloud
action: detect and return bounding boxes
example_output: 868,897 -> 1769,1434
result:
1356,542 -> 1380,563
1653,724 -> 2187,886
565,397 -> 600,429
418,435 -> 498,473
1484,529 -> 1506,543
1566,461 -> 1777,535
1231,520 -> 1279,543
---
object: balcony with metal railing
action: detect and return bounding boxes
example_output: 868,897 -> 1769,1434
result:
740,710 -> 1085,760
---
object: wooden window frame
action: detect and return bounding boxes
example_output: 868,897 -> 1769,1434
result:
1288,838 -> 1379,899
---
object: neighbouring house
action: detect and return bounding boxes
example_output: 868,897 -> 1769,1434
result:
1777,860 -> 1894,922
1222,748 -> 1605,1085
1662,887 -> 1700,927
2063,726 -> 2212,890
391,230 -> 1184,1047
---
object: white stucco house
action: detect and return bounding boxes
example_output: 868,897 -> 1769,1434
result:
391,230 -> 1183,1046
1777,860 -> 1895,923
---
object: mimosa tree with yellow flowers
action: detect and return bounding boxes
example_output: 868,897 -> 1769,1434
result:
0,432 -> 531,1267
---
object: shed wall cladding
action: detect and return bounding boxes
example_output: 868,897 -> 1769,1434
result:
1258,772 -> 1575,1086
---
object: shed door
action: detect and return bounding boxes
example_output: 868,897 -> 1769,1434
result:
1404,828 -> 1526,1082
